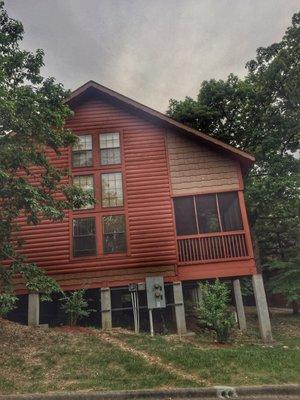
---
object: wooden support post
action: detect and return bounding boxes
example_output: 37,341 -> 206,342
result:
191,282 -> 202,307
233,279 -> 247,331
101,287 -> 112,330
173,281 -> 187,335
252,274 -> 273,342
28,293 -> 40,326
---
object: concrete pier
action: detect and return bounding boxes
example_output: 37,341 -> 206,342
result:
252,274 -> 273,342
233,279 -> 247,331
173,281 -> 187,335
101,287 -> 112,330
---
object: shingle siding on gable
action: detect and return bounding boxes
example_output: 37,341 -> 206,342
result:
166,131 -> 241,195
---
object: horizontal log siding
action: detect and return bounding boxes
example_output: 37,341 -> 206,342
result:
13,96 -> 177,290
166,131 -> 240,195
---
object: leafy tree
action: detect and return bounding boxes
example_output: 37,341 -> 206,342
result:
196,279 -> 235,343
167,13 -> 299,284
60,290 -> 95,326
0,1 -> 93,314
265,258 -> 300,314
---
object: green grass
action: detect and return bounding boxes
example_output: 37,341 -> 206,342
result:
0,311 -> 299,394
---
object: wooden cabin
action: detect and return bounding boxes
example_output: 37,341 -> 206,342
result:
12,81 -> 272,341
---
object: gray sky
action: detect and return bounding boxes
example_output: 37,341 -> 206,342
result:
6,0 -> 299,111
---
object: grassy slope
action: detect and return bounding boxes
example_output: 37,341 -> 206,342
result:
0,312 -> 299,395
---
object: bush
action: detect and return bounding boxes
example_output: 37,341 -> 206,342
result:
195,279 -> 235,343
0,293 -> 18,318
60,289 -> 94,326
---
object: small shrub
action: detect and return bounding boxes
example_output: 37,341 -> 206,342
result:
0,293 -> 18,318
195,279 -> 235,343
60,289 -> 94,326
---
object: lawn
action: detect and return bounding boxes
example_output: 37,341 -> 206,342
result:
0,310 -> 299,395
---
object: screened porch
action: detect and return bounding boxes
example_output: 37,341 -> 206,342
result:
173,191 -> 251,264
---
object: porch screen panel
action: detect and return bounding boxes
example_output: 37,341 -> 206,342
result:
195,194 -> 220,233
218,192 -> 243,231
173,196 -> 197,236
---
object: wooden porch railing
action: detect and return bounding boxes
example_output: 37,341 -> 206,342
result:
177,231 -> 248,264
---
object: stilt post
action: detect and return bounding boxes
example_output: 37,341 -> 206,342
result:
252,274 -> 273,342
233,279 -> 247,331
191,283 -> 203,307
173,281 -> 187,335
101,287 -> 112,330
28,292 -> 40,326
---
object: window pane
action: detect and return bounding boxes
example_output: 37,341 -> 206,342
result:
173,197 -> 197,236
103,215 -> 126,253
99,133 -> 120,149
74,135 -> 92,151
73,175 -> 94,209
101,148 -> 121,165
218,192 -> 243,231
73,217 -> 96,257
73,135 -> 93,167
195,194 -> 220,233
99,133 -> 120,165
101,172 -> 123,207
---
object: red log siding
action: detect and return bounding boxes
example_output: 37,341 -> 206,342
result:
13,95 -> 178,291
11,93 -> 256,293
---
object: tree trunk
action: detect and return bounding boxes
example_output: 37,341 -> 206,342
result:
292,301 -> 299,315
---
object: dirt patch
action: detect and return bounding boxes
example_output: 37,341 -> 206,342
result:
96,330 -> 208,386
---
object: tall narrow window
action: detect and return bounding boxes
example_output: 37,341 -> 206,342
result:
173,196 -> 197,235
101,172 -> 123,207
73,217 -> 96,257
72,135 -> 93,167
218,192 -> 243,231
103,215 -> 126,254
73,175 -> 94,209
99,132 -> 121,165
195,194 -> 220,233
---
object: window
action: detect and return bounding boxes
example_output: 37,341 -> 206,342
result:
99,132 -> 121,165
195,194 -> 220,233
101,172 -> 123,207
218,192 -> 243,231
173,192 -> 243,236
73,217 -> 96,257
73,135 -> 93,167
73,175 -> 94,209
173,197 -> 197,235
103,215 -> 126,254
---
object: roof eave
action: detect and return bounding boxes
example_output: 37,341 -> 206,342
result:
66,81 -> 255,173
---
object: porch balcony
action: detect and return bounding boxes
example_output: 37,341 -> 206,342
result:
177,230 -> 249,264
173,191 -> 253,266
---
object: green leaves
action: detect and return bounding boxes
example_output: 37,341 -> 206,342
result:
60,290 -> 95,326
196,279 -> 235,343
167,12 -> 300,269
0,292 -> 18,317
0,3 -> 90,302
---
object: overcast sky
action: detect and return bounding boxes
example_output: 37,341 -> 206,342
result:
6,0 -> 299,111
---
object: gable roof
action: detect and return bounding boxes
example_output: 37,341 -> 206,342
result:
66,80 -> 255,173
